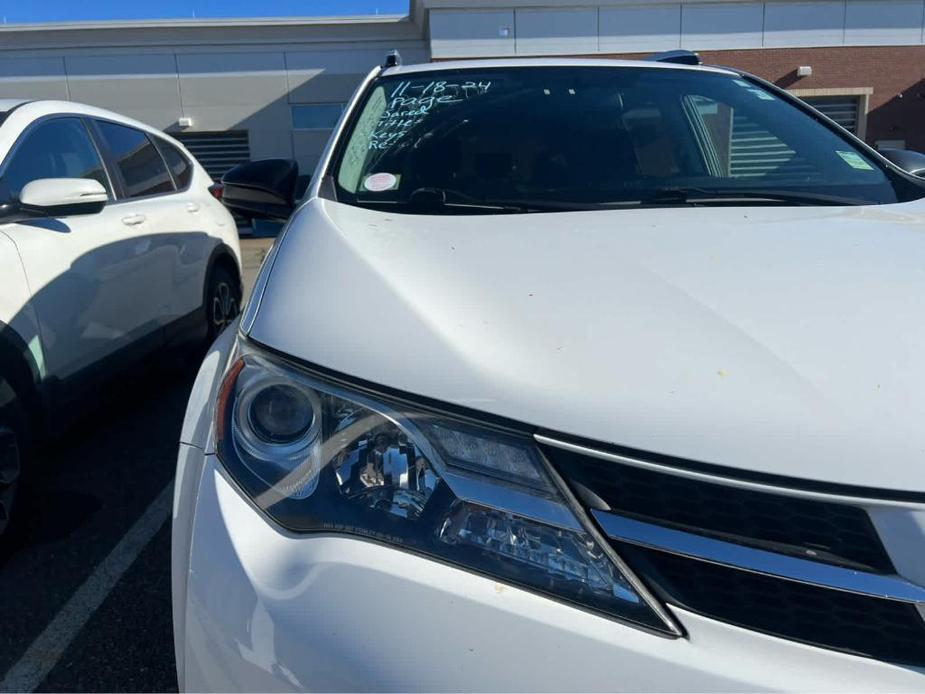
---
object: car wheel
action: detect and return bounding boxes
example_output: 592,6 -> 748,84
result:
0,399 -> 24,536
207,265 -> 241,342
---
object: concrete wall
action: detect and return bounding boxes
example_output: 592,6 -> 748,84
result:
0,19 -> 427,170
423,1 -> 925,154
428,1 -> 925,58
0,1 -> 923,168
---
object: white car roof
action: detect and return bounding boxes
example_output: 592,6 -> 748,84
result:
10,100 -> 166,134
0,99 -> 197,168
383,57 -> 739,78
0,98 -> 29,113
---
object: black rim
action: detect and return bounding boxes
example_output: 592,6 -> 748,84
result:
0,426 -> 20,529
211,281 -> 238,332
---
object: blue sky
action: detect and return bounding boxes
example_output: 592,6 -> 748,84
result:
0,0 -> 409,23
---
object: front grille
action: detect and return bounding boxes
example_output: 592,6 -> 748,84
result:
551,447 -> 893,573
624,546 -> 925,666
542,439 -> 925,666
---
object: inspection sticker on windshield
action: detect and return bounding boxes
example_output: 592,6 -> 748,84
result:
836,151 -> 875,171
363,172 -> 399,192
748,89 -> 775,101
733,79 -> 775,100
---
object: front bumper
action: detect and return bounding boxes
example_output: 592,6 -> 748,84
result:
174,449 -> 925,692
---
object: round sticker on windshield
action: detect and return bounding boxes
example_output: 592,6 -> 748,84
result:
363,172 -> 398,192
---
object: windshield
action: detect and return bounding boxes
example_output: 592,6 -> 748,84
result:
331,66 -> 921,214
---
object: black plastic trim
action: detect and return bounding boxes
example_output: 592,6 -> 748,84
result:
623,544 -> 925,666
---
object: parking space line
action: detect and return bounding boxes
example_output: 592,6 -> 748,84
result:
0,482 -> 174,693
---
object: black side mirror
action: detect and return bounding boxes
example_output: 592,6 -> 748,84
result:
221,159 -> 300,221
879,149 -> 925,177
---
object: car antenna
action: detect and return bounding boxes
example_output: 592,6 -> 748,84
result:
383,50 -> 402,69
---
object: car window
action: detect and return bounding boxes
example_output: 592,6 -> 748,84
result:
156,139 -> 193,190
95,121 -> 174,199
0,117 -> 109,200
333,66 -> 920,213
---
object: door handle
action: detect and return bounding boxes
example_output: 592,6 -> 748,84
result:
186,202 -> 201,213
121,213 -> 146,226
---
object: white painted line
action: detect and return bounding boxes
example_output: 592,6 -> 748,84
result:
0,482 -> 173,693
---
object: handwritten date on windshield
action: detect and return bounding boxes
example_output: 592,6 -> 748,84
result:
369,79 -> 492,150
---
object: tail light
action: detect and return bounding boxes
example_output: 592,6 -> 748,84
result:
209,182 -> 224,201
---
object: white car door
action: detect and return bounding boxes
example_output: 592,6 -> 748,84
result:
149,136 -> 217,326
89,119 -> 182,343
0,116 -> 166,384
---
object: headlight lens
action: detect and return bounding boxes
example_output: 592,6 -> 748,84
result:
215,342 -> 677,634
249,384 -> 315,442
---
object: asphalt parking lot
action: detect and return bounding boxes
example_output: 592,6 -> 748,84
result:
0,238 -> 273,693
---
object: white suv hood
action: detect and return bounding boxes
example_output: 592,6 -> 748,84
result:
249,198 -> 925,493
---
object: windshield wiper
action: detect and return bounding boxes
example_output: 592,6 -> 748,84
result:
357,186 -> 868,215
415,189 -> 633,212
637,187 -> 868,207
388,187 -> 592,214
356,198 -> 534,213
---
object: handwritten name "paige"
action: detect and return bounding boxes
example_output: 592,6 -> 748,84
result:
366,79 -> 493,150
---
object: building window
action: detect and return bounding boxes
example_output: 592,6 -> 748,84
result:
790,88 -> 872,141
802,96 -> 861,135
292,104 -> 344,130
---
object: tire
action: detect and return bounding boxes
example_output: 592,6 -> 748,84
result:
0,397 -> 25,537
206,265 -> 241,343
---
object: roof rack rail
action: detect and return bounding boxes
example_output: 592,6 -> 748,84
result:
645,50 -> 701,66
383,50 -> 402,69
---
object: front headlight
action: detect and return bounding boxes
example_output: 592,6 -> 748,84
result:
215,340 -> 678,634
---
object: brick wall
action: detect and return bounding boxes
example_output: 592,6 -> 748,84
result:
605,46 -> 925,151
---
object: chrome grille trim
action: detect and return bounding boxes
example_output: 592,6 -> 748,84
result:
535,434 -> 925,511
540,434 -> 925,661
593,511 -> 925,604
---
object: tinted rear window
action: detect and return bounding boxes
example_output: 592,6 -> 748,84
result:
95,121 -> 174,199
156,139 -> 193,190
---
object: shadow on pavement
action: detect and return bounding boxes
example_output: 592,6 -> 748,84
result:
0,356 -> 198,691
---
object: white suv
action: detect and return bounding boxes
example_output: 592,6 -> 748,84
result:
0,99 -> 241,532
174,56 -> 925,691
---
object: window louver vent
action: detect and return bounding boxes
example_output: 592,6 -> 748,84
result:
174,130 -> 251,180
